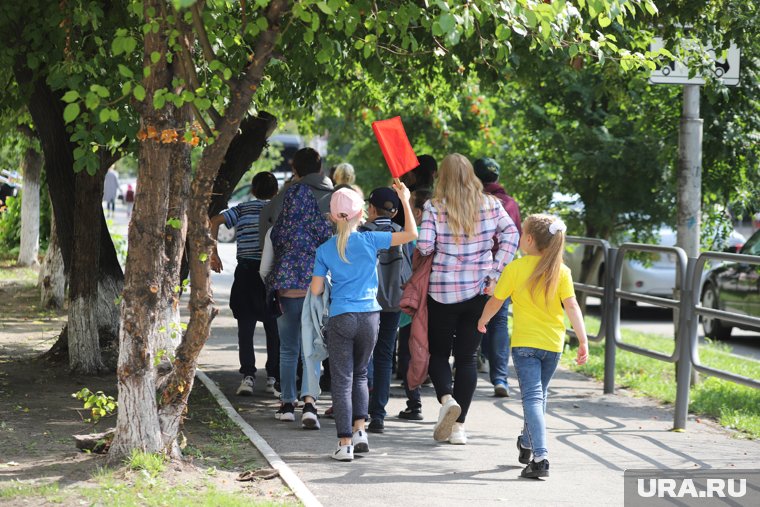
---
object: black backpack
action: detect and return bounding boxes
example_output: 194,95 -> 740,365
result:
359,221 -> 413,312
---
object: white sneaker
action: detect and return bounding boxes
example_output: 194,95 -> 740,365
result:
236,376 -> 255,396
266,377 -> 276,394
449,423 -> 467,445
352,429 -> 369,454
274,403 -> 295,421
331,444 -> 354,462
433,398 -> 461,442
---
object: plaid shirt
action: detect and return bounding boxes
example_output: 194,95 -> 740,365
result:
417,197 -> 519,304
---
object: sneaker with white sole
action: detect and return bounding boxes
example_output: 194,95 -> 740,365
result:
433,398 -> 461,442
449,422 -> 467,445
274,402 -> 295,422
517,436 -> 532,464
352,429 -> 369,454
331,444 -> 354,462
236,376 -> 255,396
301,403 -> 320,430
266,377 -> 276,394
494,382 -> 509,398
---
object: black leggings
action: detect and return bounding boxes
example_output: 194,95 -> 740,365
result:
427,294 -> 487,423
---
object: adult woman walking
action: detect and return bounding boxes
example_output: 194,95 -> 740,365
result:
416,153 -> 519,445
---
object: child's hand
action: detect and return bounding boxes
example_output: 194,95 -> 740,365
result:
392,181 -> 411,203
210,252 -> 223,273
575,342 -> 589,365
477,318 -> 488,334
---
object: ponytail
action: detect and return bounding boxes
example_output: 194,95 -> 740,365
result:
335,214 -> 361,263
523,214 -> 566,304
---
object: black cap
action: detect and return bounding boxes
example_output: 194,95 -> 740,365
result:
367,187 -> 400,214
473,157 -> 500,183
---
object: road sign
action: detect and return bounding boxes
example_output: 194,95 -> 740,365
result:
649,38 -> 740,86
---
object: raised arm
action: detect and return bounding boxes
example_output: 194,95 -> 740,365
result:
390,181 -> 418,246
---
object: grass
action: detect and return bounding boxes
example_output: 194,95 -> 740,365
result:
78,475 -> 290,507
0,481 -> 63,501
562,315 -> 760,438
0,260 -> 37,283
125,450 -> 166,477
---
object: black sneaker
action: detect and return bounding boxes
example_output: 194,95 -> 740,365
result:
517,437 -> 531,464
274,402 -> 295,422
301,402 -> 320,430
367,419 -> 385,433
398,407 -> 423,421
521,459 -> 549,478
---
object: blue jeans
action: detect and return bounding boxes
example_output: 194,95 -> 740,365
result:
511,346 -> 561,459
369,311 -> 401,421
277,296 -> 321,403
481,299 -> 510,386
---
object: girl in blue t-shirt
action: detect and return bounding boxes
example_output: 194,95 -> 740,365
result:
311,183 -> 417,462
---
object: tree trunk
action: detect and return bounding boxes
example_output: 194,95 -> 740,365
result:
39,210 -> 65,309
15,64 -> 125,363
155,102 -> 192,360
109,0 -> 175,460
68,169 -> 105,374
18,146 -> 42,267
156,0 -> 289,456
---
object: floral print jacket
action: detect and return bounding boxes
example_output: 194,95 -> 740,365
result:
267,183 -> 332,291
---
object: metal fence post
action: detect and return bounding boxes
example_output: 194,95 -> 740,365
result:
603,248 -> 618,394
673,257 -> 696,430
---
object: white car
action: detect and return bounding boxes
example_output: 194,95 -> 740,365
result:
564,227 -> 747,305
564,227 -> 679,303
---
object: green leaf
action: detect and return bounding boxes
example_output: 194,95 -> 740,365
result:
166,217 -> 182,229
123,36 -> 137,54
99,108 -> 111,123
63,103 -> 80,124
133,85 -> 146,101
85,92 -> 100,110
62,90 -> 80,103
118,64 -> 134,78
199,253 -> 208,262
438,13 -> 456,35
316,2 -> 333,15
112,37 -> 124,55
150,51 -> 161,64
598,14 -> 611,28
110,109 -> 120,122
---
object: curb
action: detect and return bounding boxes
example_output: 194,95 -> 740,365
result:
195,369 -> 323,507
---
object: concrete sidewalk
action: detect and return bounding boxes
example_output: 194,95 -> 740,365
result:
198,300 -> 760,507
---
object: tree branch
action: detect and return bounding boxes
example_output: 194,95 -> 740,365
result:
191,3 -> 216,64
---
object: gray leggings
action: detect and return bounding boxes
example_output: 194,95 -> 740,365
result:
325,311 -> 380,438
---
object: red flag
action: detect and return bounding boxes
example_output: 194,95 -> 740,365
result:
372,117 -> 419,179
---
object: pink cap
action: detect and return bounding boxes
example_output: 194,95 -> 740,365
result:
330,187 -> 364,222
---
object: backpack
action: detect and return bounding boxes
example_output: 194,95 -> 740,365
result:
125,188 -> 135,202
359,220 -> 413,311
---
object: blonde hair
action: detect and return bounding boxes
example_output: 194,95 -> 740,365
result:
523,214 -> 566,303
333,163 -> 356,186
432,154 -> 486,241
335,213 -> 361,263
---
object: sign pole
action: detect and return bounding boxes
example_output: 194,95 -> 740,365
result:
677,84 -> 703,260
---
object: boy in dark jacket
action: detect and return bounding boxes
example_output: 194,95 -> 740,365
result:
360,187 -> 412,433
474,157 -> 522,397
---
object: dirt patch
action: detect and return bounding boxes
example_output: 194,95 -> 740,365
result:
0,272 -> 298,505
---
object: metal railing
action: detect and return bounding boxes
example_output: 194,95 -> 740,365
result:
563,238 -> 760,430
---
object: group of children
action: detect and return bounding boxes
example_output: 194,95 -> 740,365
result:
211,148 -> 589,478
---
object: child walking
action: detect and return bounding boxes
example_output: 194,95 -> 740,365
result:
478,214 -> 589,478
310,183 -> 417,462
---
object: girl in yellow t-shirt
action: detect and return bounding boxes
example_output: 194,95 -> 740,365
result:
478,214 -> 589,479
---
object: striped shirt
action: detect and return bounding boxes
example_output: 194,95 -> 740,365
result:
417,197 -> 519,304
222,199 -> 268,260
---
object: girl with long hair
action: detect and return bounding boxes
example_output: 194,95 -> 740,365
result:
310,184 -> 417,461
416,153 -> 519,445
478,214 -> 589,478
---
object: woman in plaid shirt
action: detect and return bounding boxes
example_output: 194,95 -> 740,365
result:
416,153 -> 519,445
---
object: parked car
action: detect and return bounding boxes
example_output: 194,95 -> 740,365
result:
564,226 -> 680,304
701,229 -> 760,339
